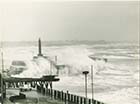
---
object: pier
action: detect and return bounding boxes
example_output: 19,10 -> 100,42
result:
0,74 -> 105,104
0,74 -> 59,103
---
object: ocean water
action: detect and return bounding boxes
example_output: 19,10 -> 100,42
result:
1,41 -> 139,104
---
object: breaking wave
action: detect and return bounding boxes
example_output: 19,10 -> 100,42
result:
11,46 -> 107,77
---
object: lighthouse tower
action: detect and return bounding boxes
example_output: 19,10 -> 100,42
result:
38,38 -> 43,56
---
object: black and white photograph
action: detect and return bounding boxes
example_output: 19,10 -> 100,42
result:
0,0 -> 139,104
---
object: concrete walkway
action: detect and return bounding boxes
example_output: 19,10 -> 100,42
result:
4,89 -> 67,104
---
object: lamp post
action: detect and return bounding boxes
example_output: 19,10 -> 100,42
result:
1,52 -> 4,104
91,65 -> 94,103
82,71 -> 89,104
55,56 -> 59,75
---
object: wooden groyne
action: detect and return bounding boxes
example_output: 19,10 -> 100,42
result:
37,85 -> 105,104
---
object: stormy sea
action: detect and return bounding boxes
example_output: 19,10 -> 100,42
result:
2,41 -> 139,104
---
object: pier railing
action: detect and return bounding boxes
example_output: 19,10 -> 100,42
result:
37,85 -> 105,104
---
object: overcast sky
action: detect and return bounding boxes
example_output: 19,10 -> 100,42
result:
0,0 -> 139,41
